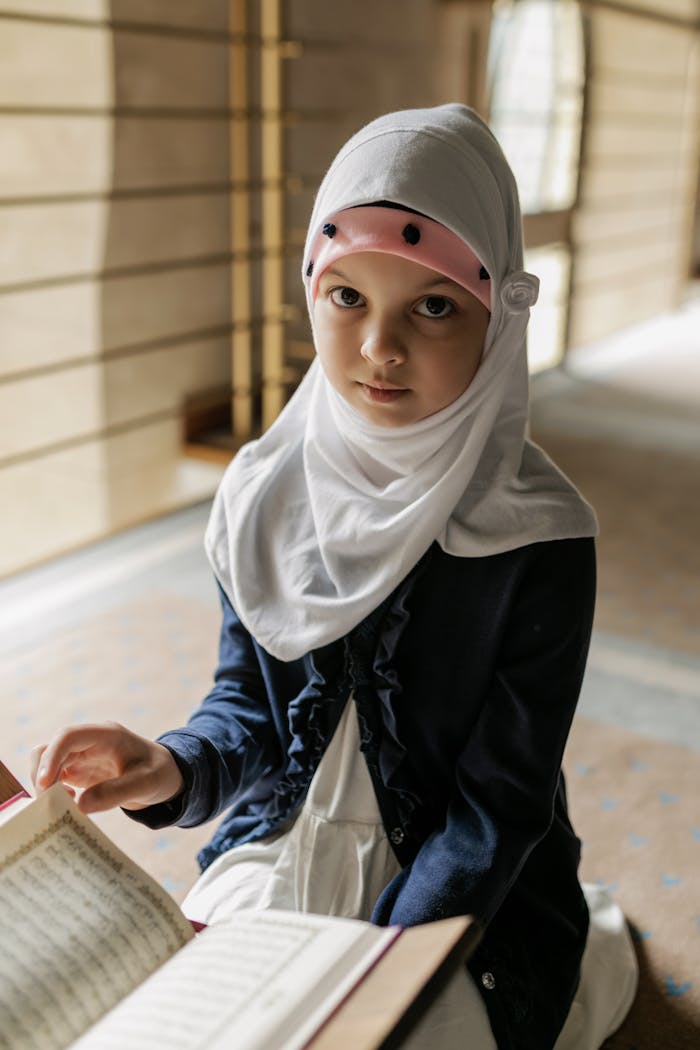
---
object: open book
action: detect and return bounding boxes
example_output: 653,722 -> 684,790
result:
0,761 -> 480,1050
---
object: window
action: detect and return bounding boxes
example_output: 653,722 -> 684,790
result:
487,0 -> 586,369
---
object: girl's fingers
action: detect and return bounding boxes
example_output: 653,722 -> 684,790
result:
29,744 -> 47,788
78,769 -> 149,814
32,724 -> 176,813
35,723 -> 123,789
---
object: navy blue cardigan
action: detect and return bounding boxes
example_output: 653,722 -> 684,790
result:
132,537 -> 595,1050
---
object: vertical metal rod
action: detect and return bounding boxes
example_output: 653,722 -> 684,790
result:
260,0 -> 285,430
229,0 -> 253,439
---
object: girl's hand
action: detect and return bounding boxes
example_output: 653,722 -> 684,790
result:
29,722 -> 185,815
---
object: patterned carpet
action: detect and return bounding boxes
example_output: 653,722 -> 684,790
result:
532,428 -> 699,660
564,720 -> 699,1049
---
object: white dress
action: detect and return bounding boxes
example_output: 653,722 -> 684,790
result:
183,699 -> 637,1050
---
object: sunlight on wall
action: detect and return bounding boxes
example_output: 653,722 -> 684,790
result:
487,0 -> 584,213
525,245 -> 571,373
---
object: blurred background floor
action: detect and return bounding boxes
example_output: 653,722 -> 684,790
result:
1,299 -> 699,1048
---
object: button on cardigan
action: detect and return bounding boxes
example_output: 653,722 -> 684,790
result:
131,536 -> 596,1050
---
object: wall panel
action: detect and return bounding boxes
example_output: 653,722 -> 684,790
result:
0,4 -> 232,574
110,30 -> 228,111
0,1 -> 109,18
98,263 -> 231,352
0,115 -> 234,197
0,283 -> 101,376
0,419 -> 223,576
570,274 -> 678,345
0,20 -> 114,107
1,0 -> 465,575
2,193 -> 230,286
0,363 -> 103,461
281,0 -> 437,361
1,264 -> 231,379
0,1 -> 231,31
104,337 -> 230,428
569,2 -> 700,347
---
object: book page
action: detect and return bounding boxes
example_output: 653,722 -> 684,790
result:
71,909 -> 399,1050
0,784 -> 194,1050
0,794 -> 32,828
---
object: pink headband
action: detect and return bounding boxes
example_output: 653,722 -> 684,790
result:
304,205 -> 491,312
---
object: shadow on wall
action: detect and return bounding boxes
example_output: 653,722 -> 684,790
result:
99,2 -> 233,530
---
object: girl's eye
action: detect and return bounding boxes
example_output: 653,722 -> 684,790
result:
415,296 -> 454,318
330,286 -> 365,308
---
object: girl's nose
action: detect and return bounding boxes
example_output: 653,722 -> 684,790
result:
360,321 -> 407,366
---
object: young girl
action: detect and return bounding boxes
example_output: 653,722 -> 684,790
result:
32,105 -> 637,1050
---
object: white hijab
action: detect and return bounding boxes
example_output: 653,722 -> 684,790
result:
205,104 -> 597,661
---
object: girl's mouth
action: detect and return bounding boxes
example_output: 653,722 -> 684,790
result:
359,383 -> 408,403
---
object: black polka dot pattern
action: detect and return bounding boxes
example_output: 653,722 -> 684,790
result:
402,223 -> 421,245
322,223 -> 337,238
306,261 -> 314,277
479,266 -> 490,280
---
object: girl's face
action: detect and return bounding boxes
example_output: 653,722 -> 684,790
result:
313,252 -> 490,428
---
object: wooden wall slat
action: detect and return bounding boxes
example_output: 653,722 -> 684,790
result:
1,264 -> 230,376
0,8 -> 243,573
0,448 -> 106,576
103,336 -> 230,429
0,0 -> 231,31
283,47 -> 432,113
0,417 -> 223,577
0,336 -> 230,459
586,74 -> 691,116
579,166 -> 691,202
285,0 -> 434,40
585,0 -> 700,25
0,282 -> 101,375
573,240 -> 678,286
0,20 -> 230,110
284,118 -> 359,181
0,20 -> 114,108
96,263 -> 231,353
110,28 -> 228,111
569,3 -> 699,348
0,363 -> 104,461
570,275 -> 678,345
584,120 -> 684,158
0,116 -> 235,198
589,9 -> 697,71
574,207 -> 678,244
0,116 -> 113,197
0,194 -> 230,286
0,1 -> 109,19
110,0 -> 230,31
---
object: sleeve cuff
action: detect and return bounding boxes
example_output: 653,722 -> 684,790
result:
121,732 -> 209,829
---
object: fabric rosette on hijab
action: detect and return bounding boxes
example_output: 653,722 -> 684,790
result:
205,104 -> 597,661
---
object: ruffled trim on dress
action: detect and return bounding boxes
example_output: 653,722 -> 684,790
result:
269,643 -> 349,822
360,549 -> 435,836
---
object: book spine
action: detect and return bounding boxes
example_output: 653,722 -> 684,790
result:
0,790 -> 30,813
